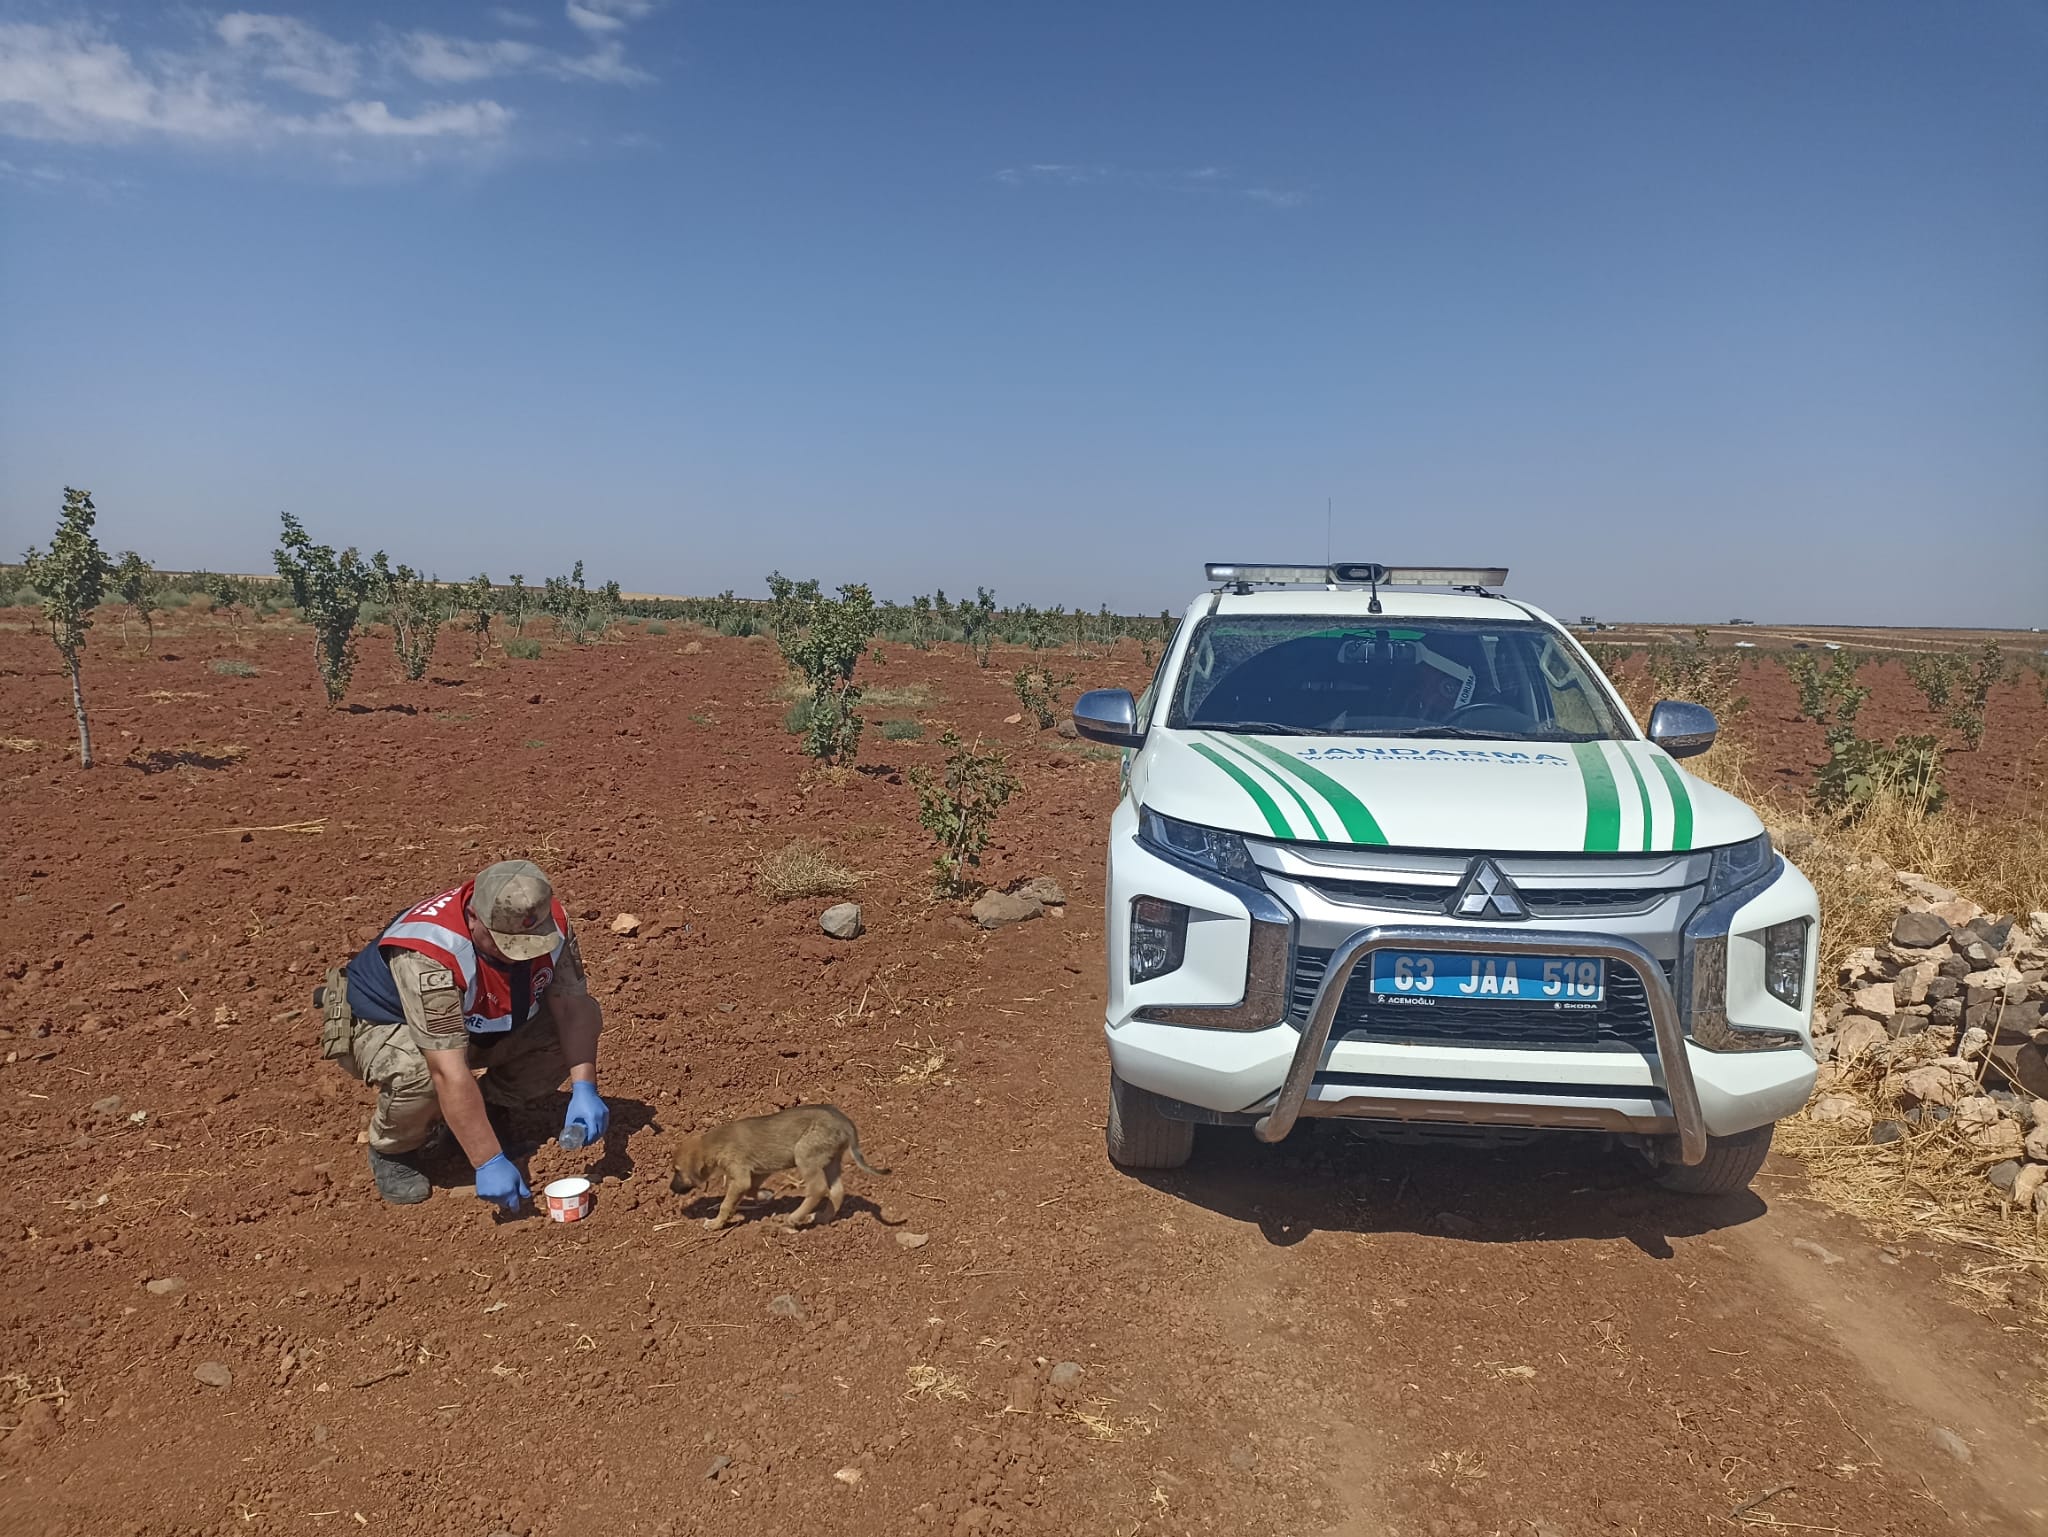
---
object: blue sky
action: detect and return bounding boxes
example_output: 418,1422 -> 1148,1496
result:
1,2 -> 2043,624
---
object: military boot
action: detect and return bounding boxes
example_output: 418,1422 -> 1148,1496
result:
366,1145 -> 432,1205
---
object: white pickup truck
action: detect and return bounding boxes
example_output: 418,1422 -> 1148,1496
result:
1075,563 -> 1818,1196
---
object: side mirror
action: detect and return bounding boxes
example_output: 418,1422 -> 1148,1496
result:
1648,700 -> 1718,759
1072,688 -> 1145,749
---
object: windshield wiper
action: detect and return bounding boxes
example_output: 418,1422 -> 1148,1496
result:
1200,721 -> 1309,736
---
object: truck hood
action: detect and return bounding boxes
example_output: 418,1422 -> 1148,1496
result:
1134,728 -> 1762,854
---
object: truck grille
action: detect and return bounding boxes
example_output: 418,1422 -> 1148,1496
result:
1293,877 -> 1676,919
1289,947 -> 1668,1053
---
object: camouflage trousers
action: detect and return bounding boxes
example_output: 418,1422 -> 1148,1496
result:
319,969 -> 568,1155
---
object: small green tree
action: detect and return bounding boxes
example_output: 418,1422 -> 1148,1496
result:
1643,629 -> 1746,721
273,512 -> 375,706
203,571 -> 251,637
1814,732 -> 1945,816
960,586 -> 998,668
505,573 -> 529,635
913,730 -> 1020,896
454,573 -> 494,662
769,577 -> 880,763
22,488 -> 108,767
371,555 -> 444,681
1012,665 -> 1077,730
111,550 -> 164,651
1945,642 -> 2006,751
542,561 -> 609,644
1904,652 -> 1961,714
909,594 -> 934,651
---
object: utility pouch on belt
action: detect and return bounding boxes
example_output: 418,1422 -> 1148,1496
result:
317,966 -> 356,1062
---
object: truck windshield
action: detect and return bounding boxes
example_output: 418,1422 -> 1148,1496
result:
1167,617 -> 1631,741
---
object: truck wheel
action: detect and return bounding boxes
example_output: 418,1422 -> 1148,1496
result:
1655,1123 -> 1774,1196
1106,1072 -> 1195,1170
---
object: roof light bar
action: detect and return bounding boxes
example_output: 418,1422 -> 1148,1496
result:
1204,563 -> 1332,585
1375,565 -> 1509,588
1205,563 -> 1510,589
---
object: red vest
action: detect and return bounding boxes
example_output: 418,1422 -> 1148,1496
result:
378,881 -> 568,1035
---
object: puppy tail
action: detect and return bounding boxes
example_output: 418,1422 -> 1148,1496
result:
848,1141 -> 889,1177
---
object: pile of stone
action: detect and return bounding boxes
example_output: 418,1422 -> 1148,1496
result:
1807,872 -> 2048,1209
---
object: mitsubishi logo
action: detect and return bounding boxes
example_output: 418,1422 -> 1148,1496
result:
1450,858 -> 1526,920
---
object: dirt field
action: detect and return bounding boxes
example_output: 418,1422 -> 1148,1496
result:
1596,639 -> 2047,814
5,615 -> 2048,1536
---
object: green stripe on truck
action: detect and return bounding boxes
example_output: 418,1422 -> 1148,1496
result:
1650,752 -> 1695,851
1208,735 -> 1329,841
1189,742 -> 1295,839
1236,736 -> 1388,845
1573,741 -> 1622,852
1618,745 -> 1655,851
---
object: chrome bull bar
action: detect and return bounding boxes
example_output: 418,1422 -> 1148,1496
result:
1250,924 -> 1709,1166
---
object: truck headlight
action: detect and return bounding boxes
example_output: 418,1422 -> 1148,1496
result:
1138,808 -> 1260,882
1763,919 -> 1809,1009
1704,832 -> 1775,902
1130,896 -> 1189,983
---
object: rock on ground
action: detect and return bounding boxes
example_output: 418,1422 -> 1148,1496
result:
819,902 -> 863,940
1892,910 -> 1952,949
1889,1059 -> 1976,1109
1834,1017 -> 1889,1064
973,891 -> 1044,929
2015,1164 -> 2048,1208
1808,1093 -> 1873,1130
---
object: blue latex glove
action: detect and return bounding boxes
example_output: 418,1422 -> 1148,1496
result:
563,1081 -> 609,1148
475,1153 -> 530,1212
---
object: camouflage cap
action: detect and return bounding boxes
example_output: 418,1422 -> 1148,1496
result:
472,860 -> 561,962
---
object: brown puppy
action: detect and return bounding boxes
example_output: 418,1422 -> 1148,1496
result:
670,1104 -> 886,1230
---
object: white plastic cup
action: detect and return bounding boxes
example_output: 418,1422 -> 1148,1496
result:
542,1176 -> 593,1223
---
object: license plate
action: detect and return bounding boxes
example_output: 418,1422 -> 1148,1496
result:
1367,950 -> 1605,1009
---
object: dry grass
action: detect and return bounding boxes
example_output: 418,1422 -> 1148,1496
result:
1679,716 -> 2048,1326
772,673 -> 934,711
754,838 -> 861,902
892,1034 -> 948,1085
864,681 -> 934,709
1778,1078 -> 2048,1328
1,736 -> 37,752
1682,732 -> 2048,975
903,1364 -> 970,1402
1423,1449 -> 1489,1486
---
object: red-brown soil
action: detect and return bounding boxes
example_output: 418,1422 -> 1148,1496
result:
3,614 -> 2046,1536
1603,646 -> 2047,813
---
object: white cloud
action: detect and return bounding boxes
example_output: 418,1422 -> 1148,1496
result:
553,40 -> 649,84
490,7 -> 543,28
302,99 -> 514,140
394,32 -> 541,85
0,20 -> 508,150
1243,186 -> 1307,209
567,0 -> 655,36
0,22 -> 257,142
392,30 -> 650,88
216,12 -> 358,99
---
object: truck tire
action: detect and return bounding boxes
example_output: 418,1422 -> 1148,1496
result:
1655,1123 -> 1774,1196
1106,1072 -> 1195,1170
